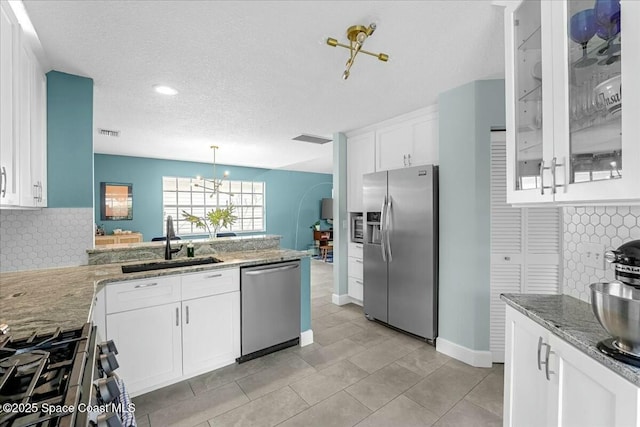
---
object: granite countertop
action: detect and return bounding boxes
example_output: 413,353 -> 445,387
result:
0,248 -> 308,339
86,234 -> 281,254
501,293 -> 640,387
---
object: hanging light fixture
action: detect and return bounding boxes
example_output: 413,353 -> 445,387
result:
326,23 -> 389,80
192,145 -> 231,195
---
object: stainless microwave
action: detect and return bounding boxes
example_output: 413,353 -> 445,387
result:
351,215 -> 363,243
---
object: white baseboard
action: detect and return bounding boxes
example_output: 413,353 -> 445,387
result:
300,329 -> 314,347
491,349 -> 505,364
332,293 -> 351,306
349,297 -> 362,307
436,337 -> 493,368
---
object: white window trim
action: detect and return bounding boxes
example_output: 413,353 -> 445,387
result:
162,176 -> 266,236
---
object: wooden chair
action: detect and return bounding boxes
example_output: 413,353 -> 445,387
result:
314,230 -> 333,262
319,243 -> 333,261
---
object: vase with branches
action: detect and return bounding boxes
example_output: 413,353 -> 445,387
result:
182,204 -> 237,239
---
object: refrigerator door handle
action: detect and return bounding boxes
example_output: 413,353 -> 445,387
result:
386,196 -> 393,262
380,196 -> 387,262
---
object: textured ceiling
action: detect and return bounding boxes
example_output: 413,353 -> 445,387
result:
23,1 -> 505,174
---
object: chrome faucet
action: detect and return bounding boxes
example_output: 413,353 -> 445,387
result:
165,216 -> 182,260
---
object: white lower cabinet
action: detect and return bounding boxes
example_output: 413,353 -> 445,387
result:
548,334 -> 639,427
106,302 -> 183,394
347,242 -> 364,305
182,292 -> 240,377
102,267 -> 240,396
504,306 -> 554,427
505,306 -> 640,427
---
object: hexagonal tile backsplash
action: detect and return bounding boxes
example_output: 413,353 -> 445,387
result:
563,206 -> 640,302
0,208 -> 93,272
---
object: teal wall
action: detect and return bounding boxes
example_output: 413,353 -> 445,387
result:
47,71 -> 94,208
438,79 -> 505,351
94,154 -> 332,250
333,133 -> 348,297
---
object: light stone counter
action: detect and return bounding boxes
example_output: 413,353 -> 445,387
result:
0,248 -> 308,339
87,234 -> 282,265
502,293 -> 640,387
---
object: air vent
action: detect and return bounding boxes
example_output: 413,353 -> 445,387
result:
98,128 -> 120,137
292,134 -> 332,144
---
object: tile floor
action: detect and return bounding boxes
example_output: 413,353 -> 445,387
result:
133,260 -> 504,427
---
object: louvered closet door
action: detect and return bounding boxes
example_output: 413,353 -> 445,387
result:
524,208 -> 561,294
490,131 -> 524,363
489,131 -> 561,363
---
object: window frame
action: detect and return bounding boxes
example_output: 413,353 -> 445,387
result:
162,176 -> 266,237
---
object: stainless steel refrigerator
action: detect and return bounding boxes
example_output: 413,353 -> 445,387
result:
363,165 -> 438,340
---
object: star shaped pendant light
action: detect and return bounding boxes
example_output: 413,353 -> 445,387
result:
326,23 -> 389,80
193,145 -> 231,195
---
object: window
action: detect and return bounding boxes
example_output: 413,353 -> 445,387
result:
162,177 -> 265,236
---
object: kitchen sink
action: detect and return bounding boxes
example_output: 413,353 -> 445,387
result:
121,257 -> 223,273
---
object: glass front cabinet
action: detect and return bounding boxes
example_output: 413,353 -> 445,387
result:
505,0 -> 640,204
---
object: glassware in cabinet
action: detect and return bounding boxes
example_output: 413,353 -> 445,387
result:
514,0 -> 544,192
565,0 -> 622,185
507,0 -> 557,204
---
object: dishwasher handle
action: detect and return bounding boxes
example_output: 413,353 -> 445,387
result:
244,264 -> 299,276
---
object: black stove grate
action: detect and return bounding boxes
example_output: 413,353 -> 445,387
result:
0,325 -> 91,427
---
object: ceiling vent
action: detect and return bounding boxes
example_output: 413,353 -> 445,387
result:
98,128 -> 120,137
292,134 -> 332,144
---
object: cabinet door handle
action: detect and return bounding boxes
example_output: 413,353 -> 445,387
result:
176,307 -> 179,326
186,306 -> 189,324
403,155 -> 407,167
205,273 -> 222,279
355,259 -> 363,264
407,154 -> 411,166
355,280 -> 363,285
134,282 -> 158,289
539,161 -> 546,195
543,344 -> 554,381
1,166 -> 6,198
551,157 -> 563,195
355,244 -> 363,249
33,184 -> 39,200
537,336 -> 544,370
539,160 -> 555,195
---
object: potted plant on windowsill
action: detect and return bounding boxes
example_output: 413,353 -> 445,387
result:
182,204 -> 237,239
310,220 -> 321,231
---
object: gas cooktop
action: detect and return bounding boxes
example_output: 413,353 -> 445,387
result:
0,324 -> 131,427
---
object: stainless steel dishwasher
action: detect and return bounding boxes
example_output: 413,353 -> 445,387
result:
239,261 -> 301,362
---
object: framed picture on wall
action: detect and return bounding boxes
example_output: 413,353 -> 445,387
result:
100,182 -> 133,220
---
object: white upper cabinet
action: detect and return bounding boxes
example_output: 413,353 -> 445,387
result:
30,64 -> 47,207
347,131 -> 375,212
19,46 -> 47,207
0,2 -> 47,209
375,110 -> 438,172
505,0 -> 640,205
0,2 -> 20,206
345,106 -> 438,214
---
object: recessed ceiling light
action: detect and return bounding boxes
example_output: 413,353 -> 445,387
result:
153,85 -> 178,95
